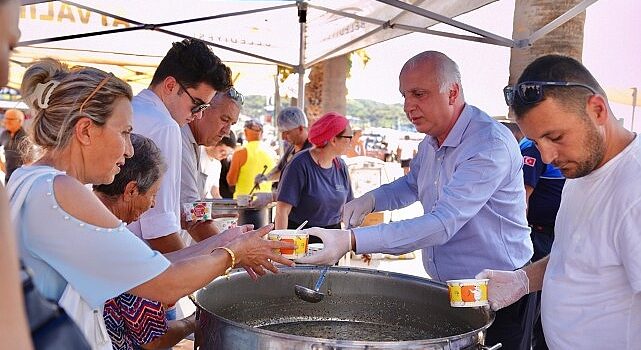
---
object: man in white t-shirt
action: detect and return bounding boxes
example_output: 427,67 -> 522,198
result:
478,55 -> 641,349
129,38 -> 232,253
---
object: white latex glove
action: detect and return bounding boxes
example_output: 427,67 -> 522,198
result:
475,269 -> 529,311
341,192 -> 375,228
295,228 -> 351,265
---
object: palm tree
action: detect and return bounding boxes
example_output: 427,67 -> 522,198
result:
305,53 -> 350,123
509,0 -> 586,85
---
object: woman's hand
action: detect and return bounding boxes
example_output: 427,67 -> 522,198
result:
227,224 -> 296,279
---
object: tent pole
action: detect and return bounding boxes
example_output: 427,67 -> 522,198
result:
297,1 -> 307,111
632,87 -> 638,131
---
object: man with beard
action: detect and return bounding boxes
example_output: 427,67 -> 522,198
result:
180,88 -> 243,242
298,51 -> 536,349
478,55 -> 641,349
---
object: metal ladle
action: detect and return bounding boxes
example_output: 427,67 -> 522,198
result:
295,265 -> 330,303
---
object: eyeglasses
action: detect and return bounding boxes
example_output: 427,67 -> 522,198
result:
503,81 -> 598,106
337,135 -> 353,140
175,79 -> 211,114
226,87 -> 244,106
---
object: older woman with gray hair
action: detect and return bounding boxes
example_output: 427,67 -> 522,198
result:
254,106 -> 312,187
94,134 -> 193,349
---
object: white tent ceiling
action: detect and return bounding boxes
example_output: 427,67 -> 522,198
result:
9,0 -> 597,103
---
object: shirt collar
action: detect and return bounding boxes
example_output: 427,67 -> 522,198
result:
429,103 -> 473,149
136,89 -> 165,109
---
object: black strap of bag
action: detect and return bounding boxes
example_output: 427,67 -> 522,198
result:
21,262 -> 91,350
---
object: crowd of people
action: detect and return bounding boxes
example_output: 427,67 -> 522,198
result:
2,0 -> 639,348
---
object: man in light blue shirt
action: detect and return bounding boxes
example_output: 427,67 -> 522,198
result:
298,51 -> 535,349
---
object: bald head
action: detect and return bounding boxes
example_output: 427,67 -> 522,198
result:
401,51 -> 462,96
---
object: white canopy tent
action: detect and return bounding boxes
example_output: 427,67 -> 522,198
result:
10,0 -> 598,107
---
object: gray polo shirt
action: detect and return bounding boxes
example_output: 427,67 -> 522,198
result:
180,125 -> 206,204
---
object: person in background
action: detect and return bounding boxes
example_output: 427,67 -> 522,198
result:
299,51 -> 536,349
479,55 -> 641,349
180,87 -> 242,242
395,134 -> 417,175
274,112 -> 354,243
227,119 -> 275,197
0,108 -> 27,183
0,0 -> 33,347
501,121 -> 524,142
216,131 -> 237,199
519,135 -> 565,350
130,38 -> 232,254
95,134 -> 195,350
345,128 -> 366,158
12,59 -> 294,347
254,106 -> 311,189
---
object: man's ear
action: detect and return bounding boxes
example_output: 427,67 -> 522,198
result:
123,181 -> 139,202
162,76 -> 178,95
448,83 -> 460,105
74,117 -> 94,145
587,94 -> 609,126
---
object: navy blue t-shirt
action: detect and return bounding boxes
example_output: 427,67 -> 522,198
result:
277,150 -> 353,227
520,138 -> 565,227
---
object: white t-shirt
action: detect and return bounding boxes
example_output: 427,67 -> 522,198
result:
542,135 -> 641,349
128,89 -> 182,240
200,147 -> 221,199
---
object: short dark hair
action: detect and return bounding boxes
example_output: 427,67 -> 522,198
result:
93,134 -> 166,196
217,130 -> 236,148
512,55 -> 605,119
150,38 -> 232,91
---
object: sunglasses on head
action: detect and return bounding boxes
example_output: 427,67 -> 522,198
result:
503,81 -> 598,107
175,79 -> 210,114
226,87 -> 245,106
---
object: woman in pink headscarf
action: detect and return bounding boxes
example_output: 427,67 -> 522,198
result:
274,112 -> 354,242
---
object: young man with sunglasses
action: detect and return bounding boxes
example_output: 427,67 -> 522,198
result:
299,51 -> 536,349
478,55 -> 640,349
180,87 -> 243,242
129,38 -> 232,255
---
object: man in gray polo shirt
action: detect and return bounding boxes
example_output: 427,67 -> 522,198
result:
180,88 -> 243,242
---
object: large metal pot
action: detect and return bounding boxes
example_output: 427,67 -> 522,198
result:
193,266 -> 496,350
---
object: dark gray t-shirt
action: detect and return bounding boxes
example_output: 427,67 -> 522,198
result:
277,150 -> 353,226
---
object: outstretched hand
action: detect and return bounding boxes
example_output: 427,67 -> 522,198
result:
295,227 -> 351,265
227,224 -> 295,280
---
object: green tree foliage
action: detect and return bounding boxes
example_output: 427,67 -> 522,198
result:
347,99 -> 411,129
242,96 -> 411,129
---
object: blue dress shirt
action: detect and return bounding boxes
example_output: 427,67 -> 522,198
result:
353,104 -> 533,281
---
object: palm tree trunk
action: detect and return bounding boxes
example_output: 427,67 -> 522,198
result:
509,0 -> 586,85
305,54 -> 349,124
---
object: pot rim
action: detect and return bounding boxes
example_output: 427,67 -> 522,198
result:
194,265 -> 495,346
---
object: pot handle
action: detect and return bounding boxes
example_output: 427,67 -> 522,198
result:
188,293 -> 205,311
482,344 -> 502,350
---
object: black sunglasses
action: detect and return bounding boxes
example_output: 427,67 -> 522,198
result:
337,135 -> 353,140
226,87 -> 245,106
503,81 -> 598,106
176,80 -> 210,114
